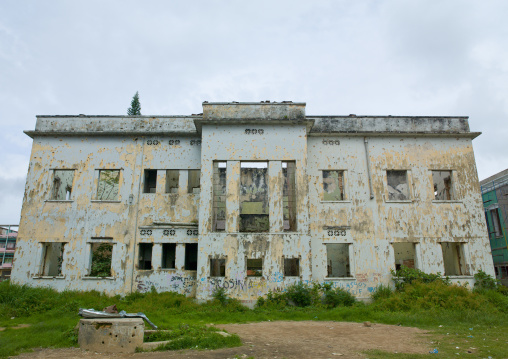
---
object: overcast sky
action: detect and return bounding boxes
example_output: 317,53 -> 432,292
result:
1,0 -> 507,224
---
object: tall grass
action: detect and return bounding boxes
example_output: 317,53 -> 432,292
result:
1,279 -> 507,358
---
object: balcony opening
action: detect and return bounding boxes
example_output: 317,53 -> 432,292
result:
143,170 -> 157,193
240,162 -> 269,232
161,243 -> 176,269
184,243 -> 198,270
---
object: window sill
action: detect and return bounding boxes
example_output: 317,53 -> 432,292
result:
385,200 -> 413,203
45,200 -> 73,203
432,200 -> 462,204
91,200 -> 121,203
446,275 -> 474,279
82,276 -> 115,280
33,276 -> 65,279
325,277 -> 355,280
320,200 -> 351,204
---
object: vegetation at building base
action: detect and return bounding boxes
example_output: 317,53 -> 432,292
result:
0,269 -> 506,358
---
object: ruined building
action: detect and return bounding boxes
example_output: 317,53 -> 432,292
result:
11,102 -> 495,303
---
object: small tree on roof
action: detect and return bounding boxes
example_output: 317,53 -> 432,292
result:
127,91 -> 141,115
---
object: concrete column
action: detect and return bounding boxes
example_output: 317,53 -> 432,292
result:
175,243 -> 186,270
226,161 -> 240,233
178,170 -> 188,195
156,170 -> 166,194
152,243 -> 162,270
269,161 -> 284,232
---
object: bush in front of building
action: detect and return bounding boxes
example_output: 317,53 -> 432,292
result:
391,265 -> 449,290
321,283 -> 356,308
256,282 -> 356,308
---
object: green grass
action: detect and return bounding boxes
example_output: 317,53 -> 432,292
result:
0,280 -> 507,358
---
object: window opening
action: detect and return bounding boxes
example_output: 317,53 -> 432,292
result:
441,242 -> 467,276
240,162 -> 269,232
97,170 -> 120,200
40,242 -> 65,276
323,170 -> 344,201
188,170 -> 201,194
490,208 -> 503,237
213,162 -> 227,231
138,243 -> 153,270
52,170 -> 74,200
210,258 -> 226,277
89,242 -> 113,277
1,255 -> 13,266
387,170 -> 409,200
393,242 -> 416,271
326,243 -> 350,277
433,170 -> 453,200
283,161 -> 296,231
143,170 -> 157,193
247,258 -> 263,277
161,243 -> 176,269
284,258 -> 299,277
166,170 -> 179,193
184,243 -> 198,270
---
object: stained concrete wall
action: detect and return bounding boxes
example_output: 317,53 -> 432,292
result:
12,103 -> 494,302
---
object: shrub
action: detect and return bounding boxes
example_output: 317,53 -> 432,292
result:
474,270 -> 502,292
371,284 -> 393,301
284,282 -> 319,307
322,286 -> 356,308
374,280 -> 491,312
212,287 -> 229,306
391,265 -> 449,291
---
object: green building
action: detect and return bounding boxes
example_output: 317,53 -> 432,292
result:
480,169 -> 508,285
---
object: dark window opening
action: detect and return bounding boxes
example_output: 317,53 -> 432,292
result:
143,170 -> 157,193
188,170 -> 201,194
184,243 -> 198,270
490,208 -> 503,237
441,242 -> 467,276
166,170 -> 179,193
283,161 -> 296,231
387,170 -> 409,200
213,162 -> 227,231
240,162 -> 269,232
138,243 -> 153,270
210,258 -> 226,277
247,258 -> 263,277
326,243 -> 350,278
40,242 -> 65,276
89,242 -> 113,277
433,170 -> 453,200
393,242 -> 416,271
162,243 -> 176,269
284,258 -> 299,277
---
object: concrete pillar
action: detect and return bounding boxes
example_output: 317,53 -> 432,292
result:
269,161 -> 284,232
226,161 -> 240,233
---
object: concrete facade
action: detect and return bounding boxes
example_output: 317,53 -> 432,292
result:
11,102 -> 495,303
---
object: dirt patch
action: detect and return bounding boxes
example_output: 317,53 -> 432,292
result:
13,321 -> 432,359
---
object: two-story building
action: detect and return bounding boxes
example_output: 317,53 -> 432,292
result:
11,102 -> 494,303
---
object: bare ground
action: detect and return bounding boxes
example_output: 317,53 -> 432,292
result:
13,321 -> 432,359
